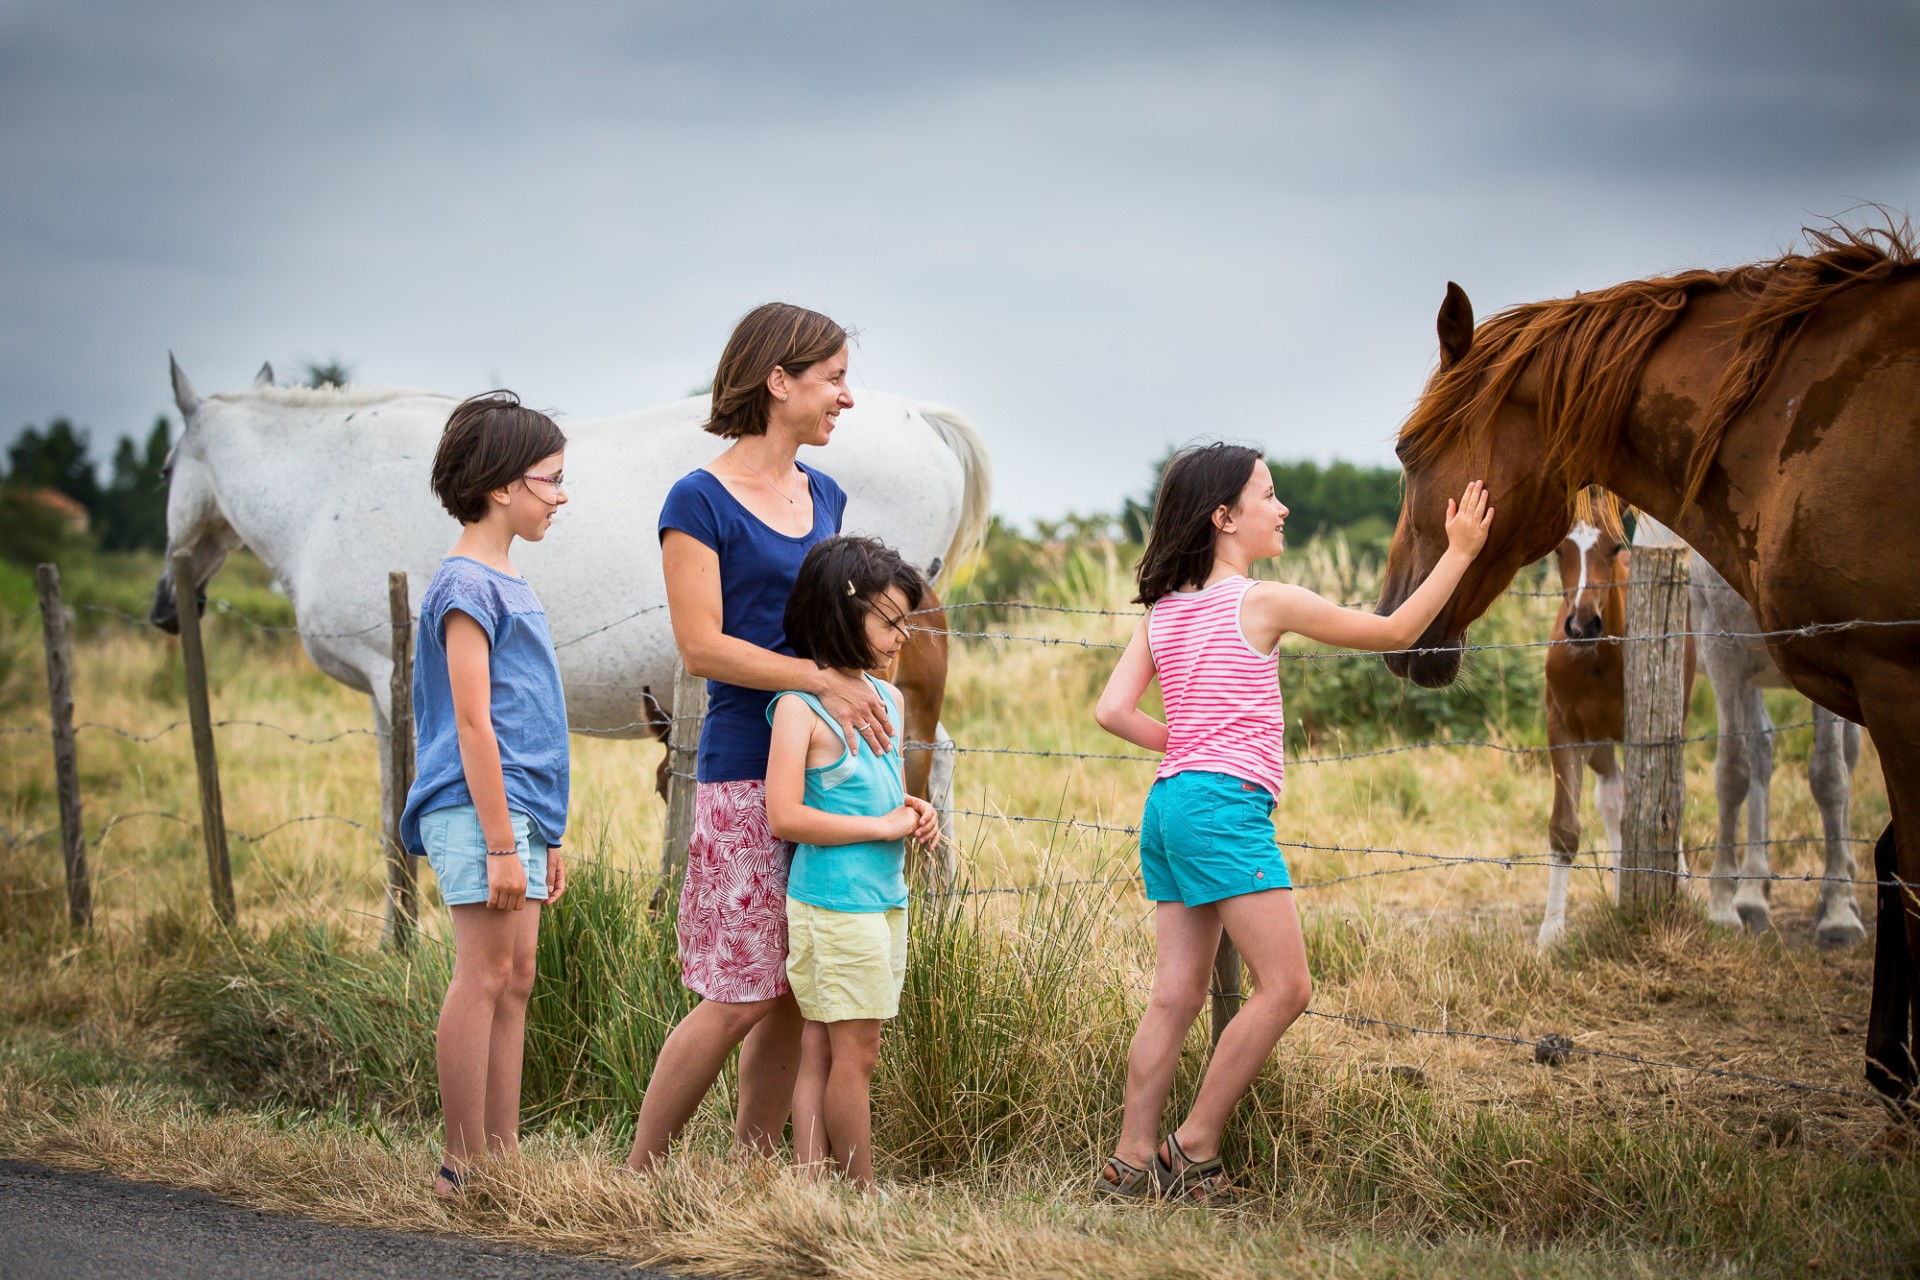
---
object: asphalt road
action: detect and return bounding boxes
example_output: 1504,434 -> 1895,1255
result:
0,1160 -> 669,1279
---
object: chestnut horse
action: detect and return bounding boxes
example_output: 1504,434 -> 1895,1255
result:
1377,224 -> 1920,1110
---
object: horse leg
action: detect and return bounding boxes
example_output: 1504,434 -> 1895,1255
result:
370,693 -> 415,945
1865,823 -> 1919,1113
1859,699 -> 1920,1117
893,580 -> 953,884
1809,705 -> 1867,948
1726,684 -> 1775,932
1591,743 -> 1623,857
1705,679 -> 1757,928
1539,708 -> 1585,949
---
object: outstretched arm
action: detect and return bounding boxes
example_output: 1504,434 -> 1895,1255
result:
1249,480 -> 1493,652
1094,620 -> 1167,752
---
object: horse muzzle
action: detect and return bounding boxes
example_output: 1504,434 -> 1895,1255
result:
1383,639 -> 1464,689
148,573 -> 206,635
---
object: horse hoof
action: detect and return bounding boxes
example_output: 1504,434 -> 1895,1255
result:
1735,903 -> 1773,934
1816,918 -> 1867,950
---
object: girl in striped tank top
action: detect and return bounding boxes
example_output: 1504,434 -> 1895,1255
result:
1092,443 -> 1492,1201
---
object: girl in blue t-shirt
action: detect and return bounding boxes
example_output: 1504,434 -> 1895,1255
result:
764,536 -> 939,1191
399,390 -> 571,1200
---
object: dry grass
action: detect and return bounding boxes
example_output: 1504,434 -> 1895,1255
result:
1,545 -> 1915,1277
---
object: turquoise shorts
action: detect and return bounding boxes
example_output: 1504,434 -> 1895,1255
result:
1139,771 -> 1290,907
418,804 -> 549,907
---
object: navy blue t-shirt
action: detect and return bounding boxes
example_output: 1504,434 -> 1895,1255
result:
657,464 -> 848,783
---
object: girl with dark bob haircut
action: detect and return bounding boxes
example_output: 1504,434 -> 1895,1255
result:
784,536 -> 928,672
429,390 -> 568,524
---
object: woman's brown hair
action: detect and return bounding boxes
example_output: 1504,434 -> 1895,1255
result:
429,390 -> 567,524
704,302 -> 849,439
1133,443 -> 1266,606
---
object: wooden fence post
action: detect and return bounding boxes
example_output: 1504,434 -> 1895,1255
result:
658,657 -> 708,889
1210,937 -> 1242,1047
384,571 -> 418,950
171,550 -> 235,924
34,564 -> 90,929
1619,545 -> 1690,910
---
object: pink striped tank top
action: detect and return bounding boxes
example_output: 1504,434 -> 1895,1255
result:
1146,576 -> 1285,801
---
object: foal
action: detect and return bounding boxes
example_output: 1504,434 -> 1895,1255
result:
1538,499 -> 1696,947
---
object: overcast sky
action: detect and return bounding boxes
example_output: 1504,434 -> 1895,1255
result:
3,0 -> 1915,523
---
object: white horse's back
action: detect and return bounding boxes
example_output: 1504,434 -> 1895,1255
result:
165,378 -> 990,739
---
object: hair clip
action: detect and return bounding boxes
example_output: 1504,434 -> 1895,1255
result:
846,580 -> 857,596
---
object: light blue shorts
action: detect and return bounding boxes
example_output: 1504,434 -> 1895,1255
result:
1139,771 -> 1290,907
418,804 -> 549,907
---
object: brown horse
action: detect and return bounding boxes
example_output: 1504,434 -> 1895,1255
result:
1538,493 -> 1696,947
1376,223 -> 1920,1110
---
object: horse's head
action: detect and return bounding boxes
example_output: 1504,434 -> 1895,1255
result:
1378,283 -> 1576,687
148,357 -> 263,632
1553,503 -> 1629,651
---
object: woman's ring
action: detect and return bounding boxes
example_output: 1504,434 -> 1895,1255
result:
856,722 -> 870,730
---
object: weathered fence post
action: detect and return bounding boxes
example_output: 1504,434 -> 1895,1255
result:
1619,545 -> 1690,910
34,564 -> 90,929
384,571 -> 418,950
658,657 -> 708,892
1210,937 -> 1242,1047
171,550 -> 235,924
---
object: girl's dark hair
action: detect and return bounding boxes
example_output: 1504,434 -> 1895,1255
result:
430,390 -> 567,524
705,302 -> 849,439
1134,443 -> 1267,605
785,535 -> 927,672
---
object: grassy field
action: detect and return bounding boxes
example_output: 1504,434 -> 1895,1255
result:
1,541 -> 1914,1278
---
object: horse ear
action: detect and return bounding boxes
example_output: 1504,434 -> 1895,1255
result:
1437,282 -> 1474,369
169,353 -> 202,419
253,361 -> 275,388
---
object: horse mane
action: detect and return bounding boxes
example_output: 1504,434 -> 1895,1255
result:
1398,217 -> 1918,512
210,383 -> 449,409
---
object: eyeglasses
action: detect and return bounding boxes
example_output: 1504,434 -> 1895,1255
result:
522,472 -> 566,492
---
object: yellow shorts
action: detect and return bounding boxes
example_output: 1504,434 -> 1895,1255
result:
785,897 -> 908,1022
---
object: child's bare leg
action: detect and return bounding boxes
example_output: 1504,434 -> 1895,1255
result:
482,901 -> 542,1155
1114,901 -> 1220,1170
437,904 -> 523,1189
735,990 -> 805,1156
791,1020 -> 832,1177
626,996 -> 778,1172
1172,890 -> 1311,1161
823,1018 -> 883,1189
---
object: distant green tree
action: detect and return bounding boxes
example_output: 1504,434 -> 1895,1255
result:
97,416 -> 172,551
301,358 -> 354,388
6,418 -> 101,511
1119,451 -> 1403,546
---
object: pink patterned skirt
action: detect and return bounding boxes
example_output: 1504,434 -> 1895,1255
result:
678,779 -> 795,1003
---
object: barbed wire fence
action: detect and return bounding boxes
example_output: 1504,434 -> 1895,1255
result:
4,550 -> 1912,1108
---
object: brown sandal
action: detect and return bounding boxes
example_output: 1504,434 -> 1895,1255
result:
1094,1154 -> 1155,1199
1154,1133 -> 1230,1204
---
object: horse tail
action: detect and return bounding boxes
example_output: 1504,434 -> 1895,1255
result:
915,402 -> 993,582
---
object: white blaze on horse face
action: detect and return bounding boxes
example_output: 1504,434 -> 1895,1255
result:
1566,522 -> 1601,601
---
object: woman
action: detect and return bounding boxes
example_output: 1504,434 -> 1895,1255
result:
627,302 -> 894,1171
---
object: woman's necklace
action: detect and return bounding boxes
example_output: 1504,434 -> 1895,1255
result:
736,453 -> 801,505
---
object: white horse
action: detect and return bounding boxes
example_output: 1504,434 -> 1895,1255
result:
153,359 -> 988,895
1634,516 -> 1866,947
1689,551 -> 1865,947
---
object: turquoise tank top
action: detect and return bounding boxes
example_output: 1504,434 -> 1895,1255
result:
766,675 -> 908,912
